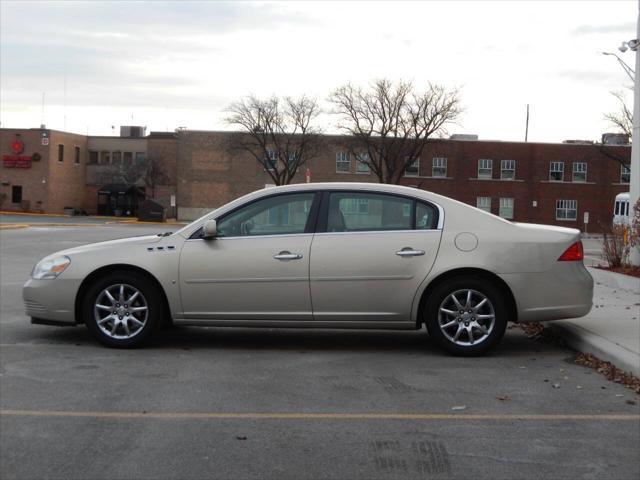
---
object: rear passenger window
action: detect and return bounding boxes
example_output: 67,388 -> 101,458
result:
416,201 -> 438,230
328,192 -> 413,232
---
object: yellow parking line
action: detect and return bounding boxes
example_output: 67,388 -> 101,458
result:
0,224 -> 29,230
1,410 -> 638,421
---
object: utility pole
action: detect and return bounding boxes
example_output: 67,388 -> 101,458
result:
525,104 -> 530,142
630,1 -> 640,266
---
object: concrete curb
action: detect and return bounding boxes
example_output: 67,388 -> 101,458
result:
550,322 -> 640,376
588,266 -> 640,291
550,266 -> 640,376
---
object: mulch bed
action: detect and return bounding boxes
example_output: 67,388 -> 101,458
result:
594,265 -> 640,278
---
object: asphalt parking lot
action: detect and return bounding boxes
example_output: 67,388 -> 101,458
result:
1,224 -> 639,480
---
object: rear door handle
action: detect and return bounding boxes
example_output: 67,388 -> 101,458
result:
396,247 -> 425,257
273,251 -> 303,260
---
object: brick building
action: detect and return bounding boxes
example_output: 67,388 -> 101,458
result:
0,127 -> 631,232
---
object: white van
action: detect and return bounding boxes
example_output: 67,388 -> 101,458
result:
613,192 -> 630,226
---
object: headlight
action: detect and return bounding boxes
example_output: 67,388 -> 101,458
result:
32,256 -> 71,279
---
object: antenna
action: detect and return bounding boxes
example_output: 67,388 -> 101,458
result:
41,92 -> 46,127
63,66 -> 67,131
525,104 -> 530,142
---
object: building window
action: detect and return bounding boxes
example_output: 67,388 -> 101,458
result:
478,159 -> 492,179
501,160 -> 516,180
74,146 -> 81,165
11,185 -> 22,204
549,162 -> 564,181
265,150 -> 277,171
432,157 -> 447,177
356,153 -> 371,174
336,152 -> 350,173
405,157 -> 420,177
123,152 -> 133,166
112,151 -> 122,166
477,196 -> 491,213
621,164 -> 630,183
556,199 -> 577,221
89,151 -> 98,164
135,152 -> 146,165
499,197 -> 514,219
99,151 -> 110,165
572,162 -> 587,182
58,144 -> 64,162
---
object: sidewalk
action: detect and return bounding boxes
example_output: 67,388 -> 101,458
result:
551,267 -> 640,376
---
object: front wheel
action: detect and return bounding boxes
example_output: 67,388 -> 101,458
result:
425,277 -> 508,356
83,271 -> 163,348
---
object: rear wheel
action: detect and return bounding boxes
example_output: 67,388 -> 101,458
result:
425,276 -> 508,356
83,271 -> 163,348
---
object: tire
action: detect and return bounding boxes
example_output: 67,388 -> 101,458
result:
83,271 -> 163,348
424,276 -> 508,356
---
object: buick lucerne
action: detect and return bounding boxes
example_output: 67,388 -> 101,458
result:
23,183 -> 593,355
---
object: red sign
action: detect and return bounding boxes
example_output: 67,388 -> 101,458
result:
3,155 -> 32,168
10,138 -> 24,154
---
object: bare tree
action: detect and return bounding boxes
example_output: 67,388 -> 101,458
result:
329,79 -> 462,184
139,157 -> 169,199
604,90 -> 632,137
225,95 -> 322,185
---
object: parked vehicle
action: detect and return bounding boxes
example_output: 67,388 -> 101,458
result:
24,183 -> 593,355
613,192 -> 630,226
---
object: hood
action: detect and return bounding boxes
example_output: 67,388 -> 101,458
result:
53,234 -> 163,257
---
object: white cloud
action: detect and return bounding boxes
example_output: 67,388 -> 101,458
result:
0,0 -> 636,142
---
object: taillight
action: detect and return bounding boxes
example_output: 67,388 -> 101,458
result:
558,241 -> 584,261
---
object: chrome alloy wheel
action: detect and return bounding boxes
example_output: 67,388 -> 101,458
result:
437,289 -> 496,346
93,284 -> 148,339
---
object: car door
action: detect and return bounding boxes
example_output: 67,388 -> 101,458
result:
179,191 -> 319,321
309,191 -> 442,323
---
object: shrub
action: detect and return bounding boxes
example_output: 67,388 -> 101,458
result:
602,223 -> 630,268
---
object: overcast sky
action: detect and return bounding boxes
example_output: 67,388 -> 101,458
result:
0,0 -> 636,142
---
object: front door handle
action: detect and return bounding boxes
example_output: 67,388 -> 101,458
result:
396,247 -> 425,257
273,251 -> 303,261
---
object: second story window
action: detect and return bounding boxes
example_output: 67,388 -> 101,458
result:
500,160 -> 515,180
432,157 -> 447,177
549,162 -> 564,181
572,162 -> 587,182
336,152 -> 350,173
88,150 -> 98,164
112,151 -> 122,166
265,150 -> 278,171
58,144 -> 64,162
135,152 -> 146,165
478,159 -> 492,179
74,146 -> 80,165
621,164 -> 630,183
356,153 -> 371,174
405,157 -> 420,177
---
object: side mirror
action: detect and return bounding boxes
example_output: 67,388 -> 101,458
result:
203,219 -> 218,239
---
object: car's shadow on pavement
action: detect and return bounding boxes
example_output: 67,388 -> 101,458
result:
14,322 -> 556,359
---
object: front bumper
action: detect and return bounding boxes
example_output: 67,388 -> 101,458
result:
23,277 -> 82,325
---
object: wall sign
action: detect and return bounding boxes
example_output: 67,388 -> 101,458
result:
3,155 -> 32,168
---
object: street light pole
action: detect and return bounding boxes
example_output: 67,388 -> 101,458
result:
630,1 -> 640,266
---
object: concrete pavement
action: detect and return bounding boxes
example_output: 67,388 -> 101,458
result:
551,266 -> 640,376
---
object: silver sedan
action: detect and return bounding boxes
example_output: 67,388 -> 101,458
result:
23,183 -> 593,355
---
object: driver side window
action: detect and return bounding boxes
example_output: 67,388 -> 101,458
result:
217,193 -> 316,237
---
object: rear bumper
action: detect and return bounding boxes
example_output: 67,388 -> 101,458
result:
500,262 -> 593,323
23,277 -> 81,325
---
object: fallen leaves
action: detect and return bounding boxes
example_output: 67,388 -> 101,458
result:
575,353 -> 640,395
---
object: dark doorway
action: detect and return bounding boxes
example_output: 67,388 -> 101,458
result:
97,184 -> 145,216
